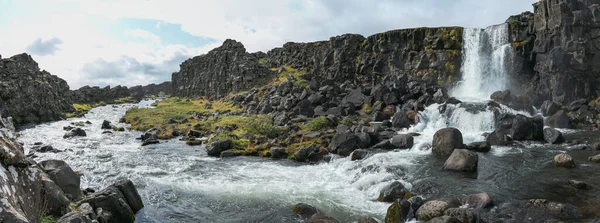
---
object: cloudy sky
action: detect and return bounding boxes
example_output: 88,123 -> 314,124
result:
0,0 -> 536,89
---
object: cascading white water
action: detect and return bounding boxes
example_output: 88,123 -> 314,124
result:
452,24 -> 513,101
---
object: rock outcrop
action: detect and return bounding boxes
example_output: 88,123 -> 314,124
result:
172,39 -> 275,99
0,53 -> 74,124
530,0 -> 600,105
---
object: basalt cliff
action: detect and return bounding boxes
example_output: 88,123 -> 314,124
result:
171,0 -> 600,111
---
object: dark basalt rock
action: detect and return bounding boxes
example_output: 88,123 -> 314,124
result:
384,199 -> 411,223
0,53 -> 75,125
543,128 -> 565,144
206,140 -> 233,157
63,128 -> 87,139
39,160 -> 82,201
76,179 -> 143,223
432,128 -> 464,156
328,133 -> 360,156
510,115 -> 544,141
378,181 -> 407,202
172,39 -> 275,99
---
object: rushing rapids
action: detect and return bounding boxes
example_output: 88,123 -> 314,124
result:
15,23 -> 600,222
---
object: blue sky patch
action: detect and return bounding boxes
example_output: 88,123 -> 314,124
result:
113,18 -> 217,48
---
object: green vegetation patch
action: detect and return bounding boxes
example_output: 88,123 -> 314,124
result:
302,116 -> 336,132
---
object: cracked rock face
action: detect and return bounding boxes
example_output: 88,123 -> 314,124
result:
0,53 -> 74,125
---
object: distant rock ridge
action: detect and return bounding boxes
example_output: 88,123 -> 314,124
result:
172,27 -> 464,99
69,81 -> 172,104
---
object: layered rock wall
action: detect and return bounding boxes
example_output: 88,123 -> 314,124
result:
532,0 -> 600,104
70,81 -> 172,104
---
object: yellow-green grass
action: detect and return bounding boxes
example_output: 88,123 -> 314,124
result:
114,96 -> 137,104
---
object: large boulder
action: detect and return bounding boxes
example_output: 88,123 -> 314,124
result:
442,149 -> 478,172
328,133 -> 360,156
63,128 -> 87,139
40,173 -> 71,216
342,88 -> 368,107
77,180 -> 143,223
543,128 -> 565,144
377,181 -> 406,202
485,129 -> 511,146
432,128 -> 464,156
39,160 -> 82,200
510,115 -> 543,141
206,139 -> 233,157
390,134 -> 414,149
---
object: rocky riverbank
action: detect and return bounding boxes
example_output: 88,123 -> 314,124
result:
0,115 -> 144,223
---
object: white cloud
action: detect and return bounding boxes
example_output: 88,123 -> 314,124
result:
0,0 -> 537,89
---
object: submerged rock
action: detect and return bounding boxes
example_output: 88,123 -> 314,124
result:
432,128 -> 464,156
466,142 -> 491,153
588,154 -> 600,162
63,128 -> 87,139
307,213 -> 339,223
465,192 -> 493,208
292,203 -> 321,219
553,154 -> 575,168
442,149 -> 478,172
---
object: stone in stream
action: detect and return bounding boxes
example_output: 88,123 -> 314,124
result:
543,128 -> 565,144
205,139 -> 233,157
350,149 -> 370,161
416,199 -> 460,221
442,149 -> 478,172
39,160 -> 82,200
378,181 -> 407,202
553,153 -> 575,168
390,134 -> 414,149
101,120 -> 113,129
63,127 -> 87,139
292,203 -> 321,219
588,154 -> 600,162
465,192 -> 493,208
76,179 -> 143,223
444,208 -> 478,223
466,141 -> 491,153
427,216 -> 461,223
384,199 -> 411,223
432,128 -> 464,156
358,216 -> 378,223
569,180 -> 589,190
307,213 -> 339,223
392,111 -> 411,129
485,129 -> 512,146
38,145 -> 62,153
510,115 -> 544,141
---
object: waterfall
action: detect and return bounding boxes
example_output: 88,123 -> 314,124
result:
451,24 -> 513,101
